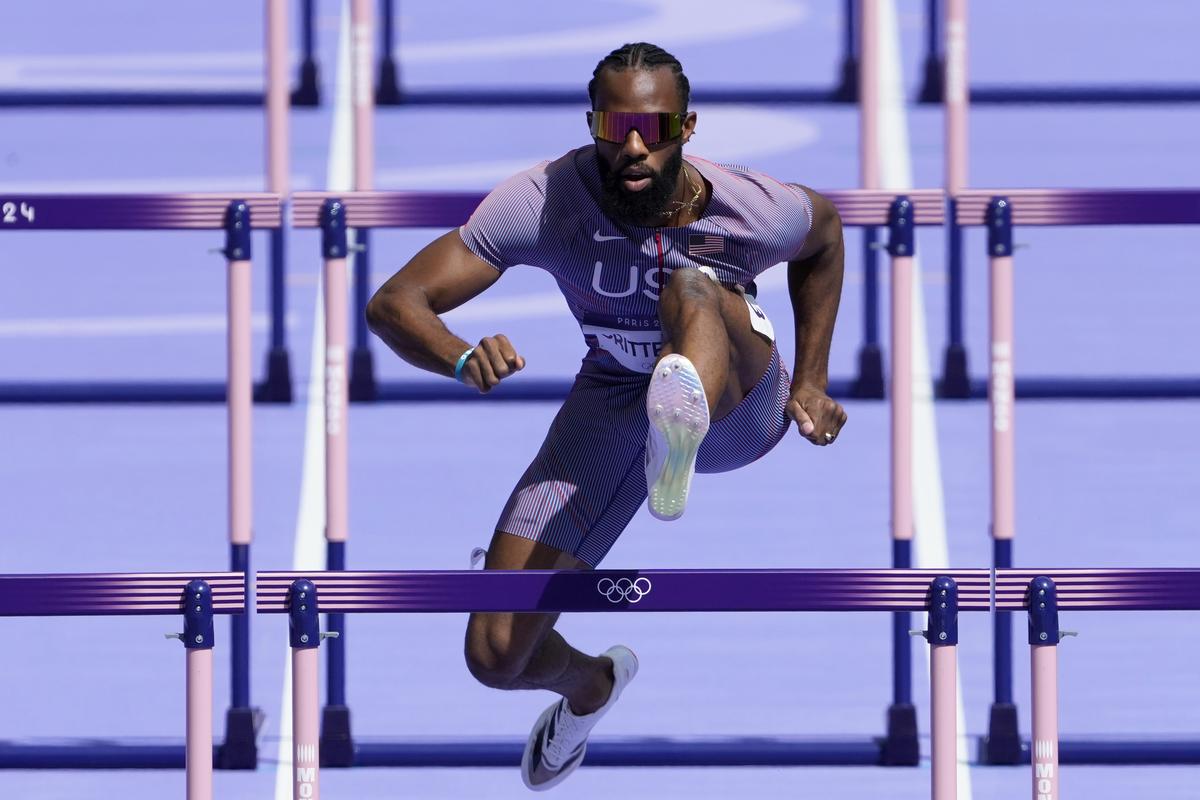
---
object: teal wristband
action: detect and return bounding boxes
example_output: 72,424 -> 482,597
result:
453,347 -> 476,383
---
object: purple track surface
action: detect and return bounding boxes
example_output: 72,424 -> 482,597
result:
2,2 -> 1199,798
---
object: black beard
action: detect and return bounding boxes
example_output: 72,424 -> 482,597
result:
595,146 -> 684,224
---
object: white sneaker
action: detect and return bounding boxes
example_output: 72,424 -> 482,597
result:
644,354 -> 709,521
520,645 -> 639,791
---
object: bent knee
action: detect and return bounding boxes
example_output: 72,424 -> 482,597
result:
464,615 -> 535,688
662,267 -> 722,307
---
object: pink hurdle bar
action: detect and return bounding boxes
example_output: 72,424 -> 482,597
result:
186,647 -> 214,800
859,0 -> 880,192
325,249 -> 350,546
1028,576 -> 1062,799
988,200 -> 1016,545
931,643 -> 958,800
228,247 -> 253,549
288,579 -> 325,799
921,576 -> 960,800
944,0 -> 968,195
266,0 -> 290,197
352,0 -> 375,192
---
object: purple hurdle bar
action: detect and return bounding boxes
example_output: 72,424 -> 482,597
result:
0,573 -> 245,787
262,570 -> 966,784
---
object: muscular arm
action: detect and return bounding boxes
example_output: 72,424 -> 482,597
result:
787,186 -> 845,391
365,229 -> 510,380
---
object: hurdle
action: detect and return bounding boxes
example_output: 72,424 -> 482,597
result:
969,192 -> 1200,764
0,187 -> 292,403
370,0 -> 860,106
0,0 -> 296,404
0,0 -> 320,107
260,569 -> 970,786
917,0 -> 1200,105
0,572 -> 246,793
0,195 -> 277,768
935,0 -> 1200,399
289,190 -> 939,765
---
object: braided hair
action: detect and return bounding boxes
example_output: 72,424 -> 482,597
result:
588,42 -> 691,110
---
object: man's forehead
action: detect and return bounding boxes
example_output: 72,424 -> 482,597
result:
594,67 -> 680,110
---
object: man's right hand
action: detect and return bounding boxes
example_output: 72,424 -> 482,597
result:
461,334 -> 526,393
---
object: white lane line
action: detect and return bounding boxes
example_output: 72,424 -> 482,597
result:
0,313 -> 291,338
274,2 -> 354,797
878,0 -> 973,790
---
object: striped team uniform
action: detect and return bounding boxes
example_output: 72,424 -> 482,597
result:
460,147 -> 814,566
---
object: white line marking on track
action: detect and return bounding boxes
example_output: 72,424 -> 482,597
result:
878,0 -> 974,790
274,3 -> 354,797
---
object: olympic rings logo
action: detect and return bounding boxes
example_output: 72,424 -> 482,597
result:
597,577 -> 653,604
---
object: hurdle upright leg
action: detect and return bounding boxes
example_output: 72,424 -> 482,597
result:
1029,577 -> 1062,800
924,576 -> 959,800
220,202 -> 262,769
290,580 -> 324,799
293,0 -> 321,105
179,580 -> 216,800
985,197 -> 1022,763
319,200 -> 355,766
886,196 -> 920,764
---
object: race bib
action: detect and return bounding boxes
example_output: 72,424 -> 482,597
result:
580,324 -> 664,373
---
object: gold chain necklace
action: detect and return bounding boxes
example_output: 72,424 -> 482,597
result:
656,163 -> 702,220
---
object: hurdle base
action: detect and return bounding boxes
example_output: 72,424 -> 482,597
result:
831,55 -> 858,104
216,706 -> 263,770
851,344 -> 885,399
349,348 -> 378,402
376,57 -> 402,105
255,347 -> 294,403
292,59 -> 320,107
916,55 -> 943,104
352,736 -> 884,766
980,702 -> 1023,765
882,703 -> 919,766
938,344 -> 970,399
321,705 -> 355,767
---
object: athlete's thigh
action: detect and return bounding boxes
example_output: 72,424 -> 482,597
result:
714,285 -> 775,418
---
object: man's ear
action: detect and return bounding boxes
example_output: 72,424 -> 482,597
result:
681,111 -> 698,144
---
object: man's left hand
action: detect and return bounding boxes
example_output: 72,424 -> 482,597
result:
786,385 -> 847,446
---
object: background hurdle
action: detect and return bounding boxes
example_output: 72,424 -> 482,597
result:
370,0 -> 861,106
0,0 -> 320,107
0,190 -> 292,402
0,572 -> 245,789
917,0 -> 1200,105
979,189 -> 1200,761
935,0 -> 1200,399
0,195 -> 275,768
0,7 -> 297,403
259,569 -> 973,780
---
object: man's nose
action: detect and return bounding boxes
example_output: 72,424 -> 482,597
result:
620,129 -> 650,160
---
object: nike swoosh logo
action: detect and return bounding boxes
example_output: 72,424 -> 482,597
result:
593,231 -> 624,242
